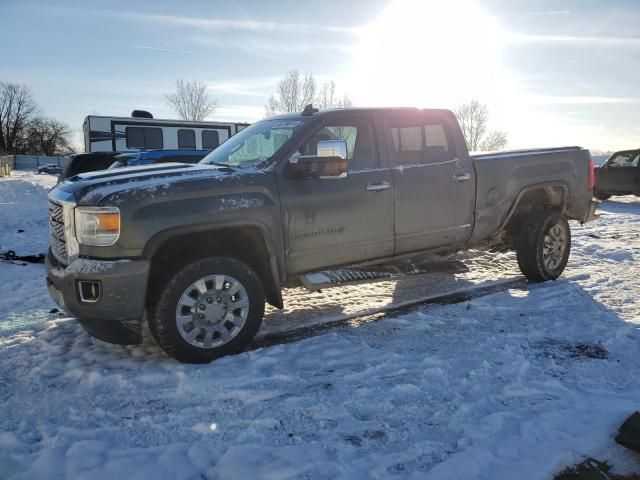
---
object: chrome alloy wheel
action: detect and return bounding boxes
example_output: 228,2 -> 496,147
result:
542,223 -> 568,271
175,275 -> 250,348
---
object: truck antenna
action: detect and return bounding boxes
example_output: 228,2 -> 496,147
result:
301,104 -> 319,116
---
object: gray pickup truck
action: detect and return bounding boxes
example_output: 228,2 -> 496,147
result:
46,106 -> 598,362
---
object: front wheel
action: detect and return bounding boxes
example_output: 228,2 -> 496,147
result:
515,210 -> 571,282
594,191 -> 611,201
148,257 -> 265,363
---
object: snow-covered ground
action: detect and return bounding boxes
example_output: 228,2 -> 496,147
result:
1,171 -> 639,479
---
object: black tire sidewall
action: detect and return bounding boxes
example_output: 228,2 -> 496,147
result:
149,257 -> 265,363
516,210 -> 571,282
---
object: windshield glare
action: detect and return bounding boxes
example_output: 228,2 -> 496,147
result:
200,119 -> 306,168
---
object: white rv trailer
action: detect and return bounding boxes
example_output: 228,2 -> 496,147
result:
83,112 -> 249,153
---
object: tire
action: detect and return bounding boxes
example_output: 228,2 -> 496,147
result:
148,257 -> 265,363
515,210 -> 571,282
594,191 -> 611,201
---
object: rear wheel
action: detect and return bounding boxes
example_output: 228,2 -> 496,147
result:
148,257 -> 265,363
515,210 -> 571,282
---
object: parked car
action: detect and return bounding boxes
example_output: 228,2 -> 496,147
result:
59,152 -> 120,181
109,149 -> 209,169
593,149 -> 640,200
37,164 -> 63,175
45,106 -> 598,363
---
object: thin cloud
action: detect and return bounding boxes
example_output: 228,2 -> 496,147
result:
510,33 -> 640,46
122,11 -> 359,35
206,78 -> 278,98
192,35 -> 351,60
521,10 -> 571,16
526,95 -> 639,105
131,44 -> 193,54
213,105 -> 266,122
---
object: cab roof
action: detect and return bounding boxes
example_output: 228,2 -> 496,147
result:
267,107 -> 453,120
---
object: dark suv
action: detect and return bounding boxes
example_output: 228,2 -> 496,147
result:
594,149 -> 640,200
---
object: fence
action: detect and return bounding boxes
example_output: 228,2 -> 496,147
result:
0,155 -> 69,176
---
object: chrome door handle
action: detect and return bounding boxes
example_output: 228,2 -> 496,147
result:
452,173 -> 471,182
366,181 -> 391,192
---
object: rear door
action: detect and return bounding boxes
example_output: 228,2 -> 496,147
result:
386,111 -> 475,253
599,151 -> 640,193
278,115 -> 395,274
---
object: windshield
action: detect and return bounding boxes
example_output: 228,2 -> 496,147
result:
199,119 -> 306,168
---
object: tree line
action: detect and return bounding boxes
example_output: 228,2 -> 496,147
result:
0,73 -> 507,157
0,81 -> 73,156
165,71 -> 354,121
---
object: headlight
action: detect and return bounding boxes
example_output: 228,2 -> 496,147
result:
74,207 -> 120,246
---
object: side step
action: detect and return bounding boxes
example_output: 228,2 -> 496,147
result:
300,260 -> 468,291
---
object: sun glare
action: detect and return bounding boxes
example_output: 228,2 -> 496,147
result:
347,0 -> 513,110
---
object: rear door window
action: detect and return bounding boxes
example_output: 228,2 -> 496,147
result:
390,125 -> 422,165
387,115 -> 455,166
423,123 -> 454,163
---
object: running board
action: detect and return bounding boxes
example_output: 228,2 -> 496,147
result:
300,260 -> 469,291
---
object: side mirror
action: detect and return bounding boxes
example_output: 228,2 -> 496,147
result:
287,140 -> 348,179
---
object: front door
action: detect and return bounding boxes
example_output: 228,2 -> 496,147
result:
385,111 -> 476,253
277,115 -> 395,274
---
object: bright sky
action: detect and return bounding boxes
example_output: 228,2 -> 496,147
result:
2,0 -> 639,151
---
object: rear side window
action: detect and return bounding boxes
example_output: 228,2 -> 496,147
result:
202,130 -> 220,150
125,127 -> 163,149
424,124 -> 452,163
177,129 -> 196,150
388,117 -> 455,165
390,126 -> 422,164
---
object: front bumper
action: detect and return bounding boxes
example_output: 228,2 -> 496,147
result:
45,250 -> 150,344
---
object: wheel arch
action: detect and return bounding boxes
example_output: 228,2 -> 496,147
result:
144,223 -> 283,309
499,182 -> 568,234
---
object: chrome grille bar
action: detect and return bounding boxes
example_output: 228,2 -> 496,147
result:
48,190 -> 78,265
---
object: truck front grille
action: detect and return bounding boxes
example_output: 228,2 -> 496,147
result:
49,201 -> 68,263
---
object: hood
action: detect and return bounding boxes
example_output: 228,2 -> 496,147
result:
56,162 -> 244,204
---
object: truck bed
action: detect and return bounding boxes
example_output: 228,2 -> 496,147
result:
469,146 -> 593,245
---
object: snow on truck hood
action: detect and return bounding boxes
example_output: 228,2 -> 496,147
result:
55,163 -> 256,204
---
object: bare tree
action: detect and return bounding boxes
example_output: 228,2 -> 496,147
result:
165,79 -> 218,121
266,72 -> 354,116
480,130 -> 508,152
266,70 -> 316,116
454,99 -> 508,151
0,81 -> 37,154
316,81 -> 354,109
22,116 -> 73,156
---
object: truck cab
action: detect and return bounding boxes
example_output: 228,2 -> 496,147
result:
273,107 -> 475,273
